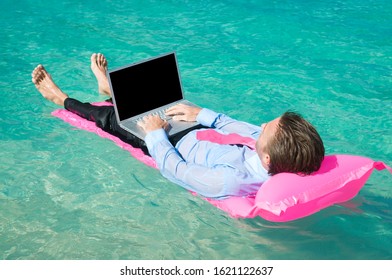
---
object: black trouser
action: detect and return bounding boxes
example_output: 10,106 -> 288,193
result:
64,98 -> 150,155
64,98 -> 206,156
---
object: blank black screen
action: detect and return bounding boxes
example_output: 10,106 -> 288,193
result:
109,52 -> 183,121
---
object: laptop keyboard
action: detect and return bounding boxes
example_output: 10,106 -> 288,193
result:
151,109 -> 169,120
134,108 -> 170,124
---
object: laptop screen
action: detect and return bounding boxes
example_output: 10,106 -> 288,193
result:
108,52 -> 183,121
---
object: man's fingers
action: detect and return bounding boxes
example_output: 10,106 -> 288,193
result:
166,103 -> 189,116
172,115 -> 186,121
166,108 -> 184,116
137,118 -> 145,128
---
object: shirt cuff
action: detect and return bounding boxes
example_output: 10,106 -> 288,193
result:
144,128 -> 168,150
196,108 -> 221,127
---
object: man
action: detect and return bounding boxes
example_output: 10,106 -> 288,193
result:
32,53 -> 325,199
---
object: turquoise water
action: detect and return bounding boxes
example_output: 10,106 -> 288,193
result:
0,0 -> 391,260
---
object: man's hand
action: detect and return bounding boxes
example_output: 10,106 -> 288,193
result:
137,114 -> 169,134
165,104 -> 201,122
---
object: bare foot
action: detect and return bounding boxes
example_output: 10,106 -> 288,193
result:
32,65 -> 68,106
91,53 -> 110,96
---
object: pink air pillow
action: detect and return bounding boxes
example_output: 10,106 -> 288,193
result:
208,154 -> 390,221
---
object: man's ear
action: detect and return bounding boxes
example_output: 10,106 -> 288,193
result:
264,154 -> 270,165
260,153 -> 270,170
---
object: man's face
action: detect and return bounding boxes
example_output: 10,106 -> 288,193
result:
255,116 -> 281,170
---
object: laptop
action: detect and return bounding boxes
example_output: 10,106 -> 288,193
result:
107,52 -> 200,141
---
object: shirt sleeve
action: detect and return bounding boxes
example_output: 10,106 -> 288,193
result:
197,108 -> 261,138
144,128 -> 253,199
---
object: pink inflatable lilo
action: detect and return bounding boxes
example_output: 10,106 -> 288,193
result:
52,103 -> 391,222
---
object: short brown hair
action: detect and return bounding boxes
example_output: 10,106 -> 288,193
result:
266,111 -> 325,175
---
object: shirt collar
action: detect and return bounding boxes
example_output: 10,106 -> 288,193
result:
245,153 -> 270,181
